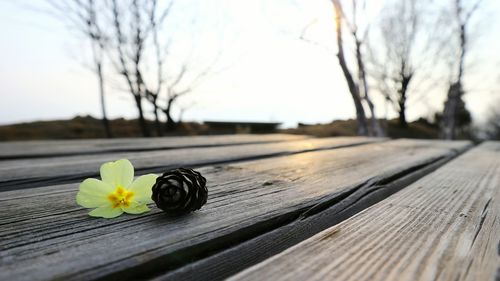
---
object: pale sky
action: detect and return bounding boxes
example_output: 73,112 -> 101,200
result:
0,0 -> 499,128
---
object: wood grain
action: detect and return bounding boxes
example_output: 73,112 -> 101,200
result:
154,143 -> 468,281
0,140 -> 469,281
0,134 -> 308,160
0,136 -> 379,191
229,142 -> 500,281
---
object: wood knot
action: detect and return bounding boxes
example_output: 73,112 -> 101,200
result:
262,179 -> 286,186
319,228 -> 341,241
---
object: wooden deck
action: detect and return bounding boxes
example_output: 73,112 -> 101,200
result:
0,135 -> 498,281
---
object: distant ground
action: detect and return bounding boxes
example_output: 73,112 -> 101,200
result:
283,118 -> 440,139
0,115 -> 440,141
0,116 -> 209,141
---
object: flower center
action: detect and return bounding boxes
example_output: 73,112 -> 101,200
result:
107,186 -> 134,208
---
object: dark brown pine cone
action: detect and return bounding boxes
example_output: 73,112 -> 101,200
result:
151,168 -> 208,215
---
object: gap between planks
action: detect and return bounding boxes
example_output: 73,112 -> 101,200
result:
0,139 -> 470,281
228,142 -> 500,281
0,134 -> 310,160
0,137 -> 381,191
152,141 -> 473,281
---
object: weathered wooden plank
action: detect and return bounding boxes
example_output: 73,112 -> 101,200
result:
0,140 -> 470,281
229,142 -> 500,281
0,137 -> 379,191
154,141 -> 470,281
0,134 -> 308,160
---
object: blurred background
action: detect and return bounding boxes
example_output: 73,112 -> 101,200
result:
0,0 -> 499,141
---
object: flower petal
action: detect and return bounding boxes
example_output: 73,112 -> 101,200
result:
128,174 -> 158,204
76,178 -> 114,208
100,159 -> 134,187
122,202 -> 151,215
89,206 -> 123,218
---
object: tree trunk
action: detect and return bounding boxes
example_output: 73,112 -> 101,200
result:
365,96 -> 383,136
441,82 -> 461,140
153,106 -> 162,136
398,101 -> 407,128
355,39 -> 385,137
351,95 -> 369,136
441,0 -> 469,140
134,95 -> 150,137
332,0 -> 368,136
96,62 -> 112,138
398,74 -> 412,128
151,98 -> 163,137
164,98 -> 177,132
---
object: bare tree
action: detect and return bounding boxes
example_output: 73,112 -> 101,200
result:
46,0 -> 112,138
109,0 -> 218,135
331,0 -> 368,136
163,65 -> 188,131
369,0 -> 420,128
160,60 -> 217,132
330,0 -> 384,137
108,0 -> 155,137
440,0 -> 482,139
143,0 -> 172,136
349,1 -> 384,137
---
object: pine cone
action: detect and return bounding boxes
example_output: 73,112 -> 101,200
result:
152,168 -> 208,215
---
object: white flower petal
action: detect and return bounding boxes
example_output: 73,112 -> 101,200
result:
128,174 -> 157,204
122,202 -> 151,215
76,178 -> 114,208
89,206 -> 123,218
100,159 -> 134,187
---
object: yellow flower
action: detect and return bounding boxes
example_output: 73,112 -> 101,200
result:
76,159 -> 158,218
